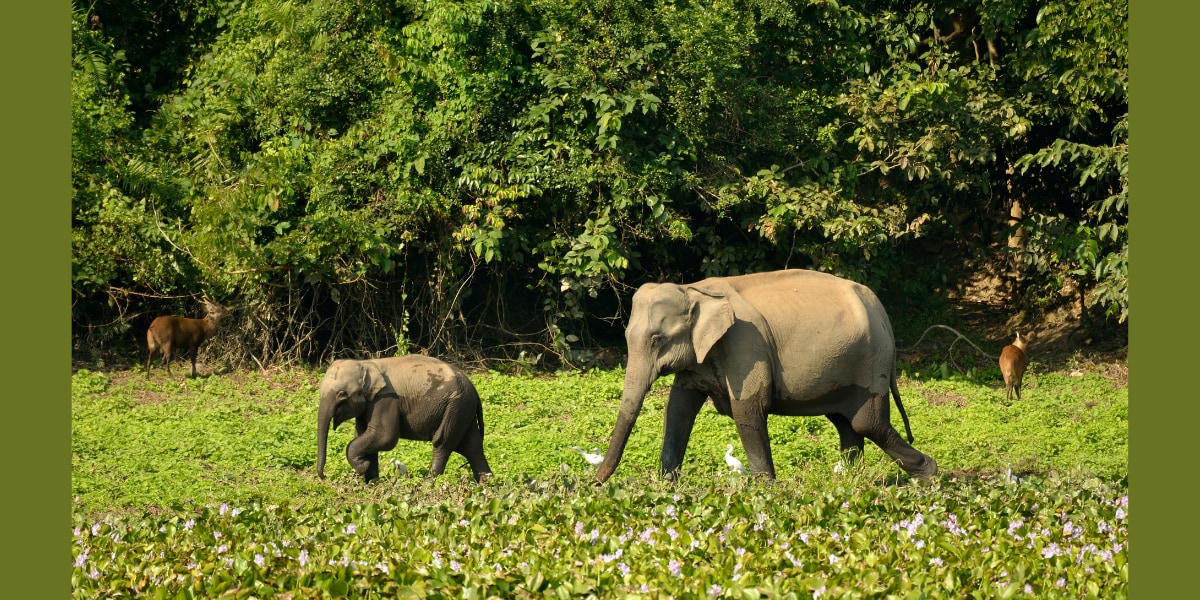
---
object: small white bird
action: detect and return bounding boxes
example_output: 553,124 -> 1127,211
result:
390,458 -> 409,477
572,446 -> 604,466
725,444 -> 747,474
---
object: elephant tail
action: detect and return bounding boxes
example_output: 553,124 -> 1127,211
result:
890,373 -> 915,443
476,401 -> 485,439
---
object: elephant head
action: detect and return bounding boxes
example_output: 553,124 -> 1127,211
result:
316,360 -> 388,479
595,283 -> 734,482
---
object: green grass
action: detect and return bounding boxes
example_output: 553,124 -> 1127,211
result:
71,363 -> 1127,598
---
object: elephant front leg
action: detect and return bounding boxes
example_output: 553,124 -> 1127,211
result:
660,387 -> 707,480
733,416 -> 776,479
345,436 -> 381,483
347,419 -> 383,483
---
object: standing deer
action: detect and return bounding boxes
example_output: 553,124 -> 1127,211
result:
145,298 -> 230,378
998,332 -> 1029,401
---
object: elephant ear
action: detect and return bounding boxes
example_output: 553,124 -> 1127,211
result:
686,287 -> 735,365
360,361 -> 389,402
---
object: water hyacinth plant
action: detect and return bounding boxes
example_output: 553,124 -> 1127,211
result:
70,474 -> 1127,598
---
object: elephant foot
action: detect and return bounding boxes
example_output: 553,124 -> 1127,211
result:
902,454 -> 938,479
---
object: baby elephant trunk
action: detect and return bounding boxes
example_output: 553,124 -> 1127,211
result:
316,392 -> 336,479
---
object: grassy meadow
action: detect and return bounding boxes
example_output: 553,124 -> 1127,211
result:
71,359 -> 1127,598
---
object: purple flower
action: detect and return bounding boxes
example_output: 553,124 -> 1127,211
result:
1042,543 -> 1061,558
459,518 -> 470,527
87,568 -> 100,580
1007,520 -> 1023,537
668,559 -> 681,576
183,520 -> 195,530
828,554 -> 839,564
575,522 -> 585,536
450,560 -> 461,572
929,557 -> 943,567
665,505 -> 676,518
812,584 -> 826,599
214,531 -> 222,539
343,524 -> 357,535
618,562 -> 630,576
217,544 -> 228,554
708,583 -> 723,596
231,508 -> 242,517
735,547 -> 746,557
1024,584 -> 1033,594
914,539 -> 926,549
667,528 -> 679,540
299,549 -> 309,566
91,524 -> 101,536
1057,578 -> 1066,588
73,549 -> 88,568
219,503 -> 229,516
254,554 -> 264,566
1116,507 -> 1126,520
785,551 -> 802,567
798,532 -> 810,544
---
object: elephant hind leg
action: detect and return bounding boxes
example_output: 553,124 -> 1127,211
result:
827,413 -> 865,465
429,399 -> 474,478
849,395 -> 937,479
454,425 -> 492,482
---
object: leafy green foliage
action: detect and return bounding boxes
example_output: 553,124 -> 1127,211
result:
72,0 -> 1128,365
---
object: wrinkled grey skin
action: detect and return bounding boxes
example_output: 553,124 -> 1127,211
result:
596,269 -> 938,483
316,355 -> 492,483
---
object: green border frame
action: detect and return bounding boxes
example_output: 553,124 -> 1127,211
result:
22,0 -> 1161,595
1130,1 -> 1186,597
2,2 -> 69,592
1133,0 -> 1188,595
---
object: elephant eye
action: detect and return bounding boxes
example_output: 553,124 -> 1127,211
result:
650,334 -> 663,347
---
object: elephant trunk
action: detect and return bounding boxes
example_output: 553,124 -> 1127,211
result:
317,391 -> 335,479
596,360 -> 656,483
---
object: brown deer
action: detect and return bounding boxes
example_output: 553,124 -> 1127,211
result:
145,298 -> 230,378
998,332 -> 1029,401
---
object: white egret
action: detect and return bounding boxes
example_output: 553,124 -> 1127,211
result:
391,458 -> 409,477
724,444 -> 747,474
572,446 -> 604,466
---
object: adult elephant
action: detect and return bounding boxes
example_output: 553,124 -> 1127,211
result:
595,269 -> 937,483
316,355 -> 492,483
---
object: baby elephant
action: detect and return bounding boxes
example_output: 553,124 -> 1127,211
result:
316,355 -> 492,483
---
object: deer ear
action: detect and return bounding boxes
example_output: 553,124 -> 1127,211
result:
686,287 -> 735,364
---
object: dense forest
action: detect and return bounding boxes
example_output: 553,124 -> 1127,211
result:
71,0 -> 1127,368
